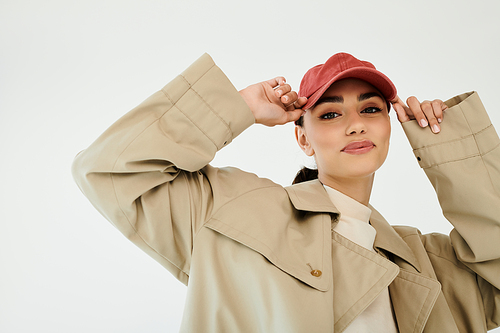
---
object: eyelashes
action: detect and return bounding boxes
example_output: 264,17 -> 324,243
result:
361,107 -> 383,114
318,107 -> 383,120
319,112 -> 340,120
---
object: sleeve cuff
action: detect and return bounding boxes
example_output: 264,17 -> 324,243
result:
402,92 -> 500,168
160,53 -> 255,151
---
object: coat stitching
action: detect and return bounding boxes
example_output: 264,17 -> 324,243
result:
394,273 -> 436,333
421,141 -> 499,169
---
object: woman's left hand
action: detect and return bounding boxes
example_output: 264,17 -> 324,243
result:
391,95 -> 448,133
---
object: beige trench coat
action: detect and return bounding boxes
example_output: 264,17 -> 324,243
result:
73,54 -> 500,332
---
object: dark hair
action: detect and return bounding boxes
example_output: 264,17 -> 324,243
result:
292,166 -> 318,184
294,115 -> 304,127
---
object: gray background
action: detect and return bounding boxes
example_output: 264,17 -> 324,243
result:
1,0 -> 499,332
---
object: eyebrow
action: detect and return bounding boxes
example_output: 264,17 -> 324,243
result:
314,91 -> 384,107
358,92 -> 384,102
315,96 -> 343,106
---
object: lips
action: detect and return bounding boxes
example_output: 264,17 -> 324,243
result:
341,140 -> 375,155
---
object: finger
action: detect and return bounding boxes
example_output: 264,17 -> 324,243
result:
266,76 -> 285,87
275,83 -> 292,99
284,108 -> 305,123
390,95 -> 410,113
392,102 -> 411,123
407,96 -> 429,128
390,95 -> 412,123
295,96 -> 308,109
281,90 -> 297,105
420,100 -> 440,133
431,99 -> 447,123
286,97 -> 308,115
390,95 -> 404,106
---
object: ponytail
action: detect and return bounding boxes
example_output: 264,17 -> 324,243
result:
292,167 -> 318,185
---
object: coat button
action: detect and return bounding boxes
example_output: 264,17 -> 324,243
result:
310,269 -> 322,277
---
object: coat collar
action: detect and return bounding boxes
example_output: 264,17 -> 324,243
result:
285,179 -> 421,272
284,179 -> 340,214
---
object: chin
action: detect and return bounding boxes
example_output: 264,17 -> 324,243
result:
344,163 -> 382,179
347,154 -> 386,175
319,156 -> 386,182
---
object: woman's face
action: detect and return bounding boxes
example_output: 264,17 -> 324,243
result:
295,78 -> 391,184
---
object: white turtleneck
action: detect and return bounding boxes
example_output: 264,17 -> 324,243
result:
324,185 -> 399,333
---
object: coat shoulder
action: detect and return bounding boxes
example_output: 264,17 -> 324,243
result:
202,165 -> 284,205
393,226 -> 455,264
394,225 -> 472,273
392,225 -> 421,238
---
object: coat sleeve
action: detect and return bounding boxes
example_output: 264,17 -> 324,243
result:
71,53 -> 255,285
402,91 -> 500,329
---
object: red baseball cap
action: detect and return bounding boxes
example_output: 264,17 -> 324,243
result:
299,53 -> 397,110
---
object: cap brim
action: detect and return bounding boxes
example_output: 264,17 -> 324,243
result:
302,67 -> 397,110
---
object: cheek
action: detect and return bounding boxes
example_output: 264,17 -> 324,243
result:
377,117 -> 391,141
378,121 -> 391,158
309,128 -> 340,153
382,125 -> 391,143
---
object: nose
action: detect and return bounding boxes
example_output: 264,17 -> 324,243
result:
345,111 -> 366,135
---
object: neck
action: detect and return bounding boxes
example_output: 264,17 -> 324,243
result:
319,173 -> 374,206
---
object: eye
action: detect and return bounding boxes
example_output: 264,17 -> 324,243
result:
361,106 -> 383,114
319,112 -> 341,120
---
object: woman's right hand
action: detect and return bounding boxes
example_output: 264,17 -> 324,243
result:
239,77 -> 307,127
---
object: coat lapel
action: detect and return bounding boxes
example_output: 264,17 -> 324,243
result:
389,270 -> 442,333
369,206 -> 421,272
205,180 -> 336,291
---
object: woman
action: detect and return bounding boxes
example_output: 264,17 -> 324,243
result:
72,52 -> 500,332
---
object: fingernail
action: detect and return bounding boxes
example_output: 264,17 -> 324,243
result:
420,119 -> 428,127
432,124 -> 440,133
276,90 -> 282,96
283,96 -> 289,102
438,118 -> 442,123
